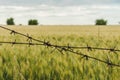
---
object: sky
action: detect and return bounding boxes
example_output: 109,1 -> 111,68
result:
0,0 -> 120,25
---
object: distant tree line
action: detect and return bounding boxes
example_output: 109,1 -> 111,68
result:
6,17 -> 39,25
5,17 -> 119,25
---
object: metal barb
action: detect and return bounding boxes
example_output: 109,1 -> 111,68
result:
83,55 -> 89,60
12,40 -> 16,46
10,30 -> 16,35
87,44 -> 92,51
26,34 -> 32,43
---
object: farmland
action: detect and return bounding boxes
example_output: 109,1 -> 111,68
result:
0,25 -> 120,80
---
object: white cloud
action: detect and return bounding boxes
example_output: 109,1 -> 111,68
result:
0,6 -> 32,11
0,5 -> 95,17
0,0 -> 119,6
0,4 -> 120,25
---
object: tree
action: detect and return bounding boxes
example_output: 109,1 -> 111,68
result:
6,17 -> 15,25
28,19 -> 38,25
95,19 -> 107,25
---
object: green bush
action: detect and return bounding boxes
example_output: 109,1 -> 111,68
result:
28,19 -> 38,25
6,18 -> 15,25
95,19 -> 107,25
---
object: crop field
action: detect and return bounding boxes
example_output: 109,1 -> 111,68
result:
0,25 -> 120,80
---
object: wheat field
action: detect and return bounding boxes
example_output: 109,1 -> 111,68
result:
0,25 -> 120,80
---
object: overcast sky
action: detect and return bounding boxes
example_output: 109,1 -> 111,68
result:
0,0 -> 120,25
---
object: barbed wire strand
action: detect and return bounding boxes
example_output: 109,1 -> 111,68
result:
0,26 -> 120,67
0,26 -> 120,52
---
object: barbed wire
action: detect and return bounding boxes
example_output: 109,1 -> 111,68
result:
0,41 -> 120,53
0,26 -> 120,67
0,41 -> 43,46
